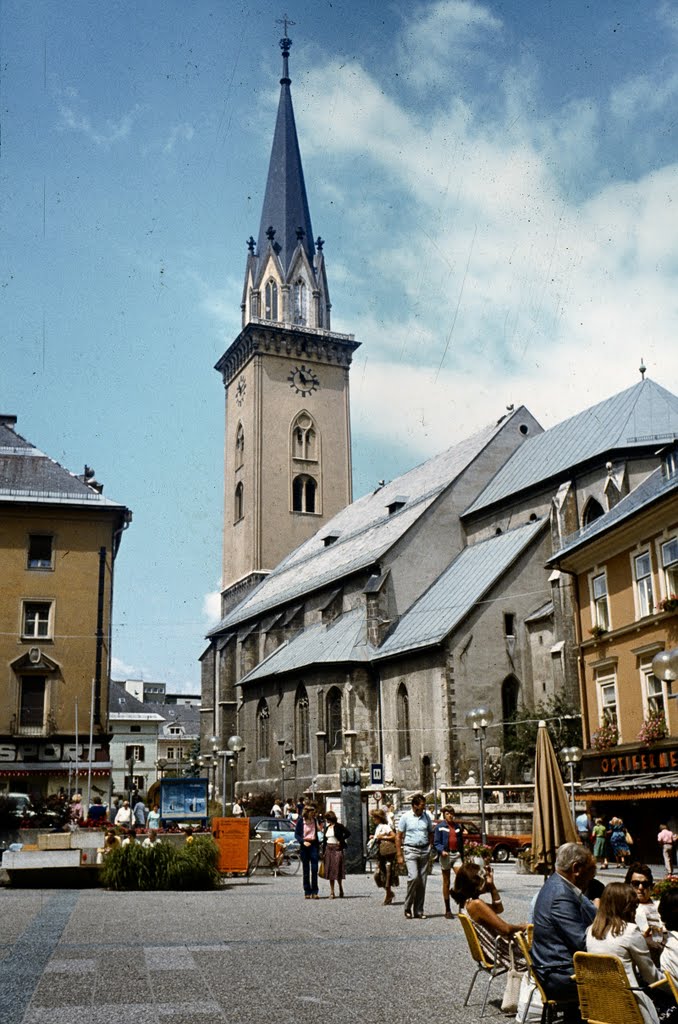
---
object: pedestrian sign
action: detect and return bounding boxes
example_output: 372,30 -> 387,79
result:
370,763 -> 383,786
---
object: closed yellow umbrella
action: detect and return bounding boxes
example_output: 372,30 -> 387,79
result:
531,720 -> 578,874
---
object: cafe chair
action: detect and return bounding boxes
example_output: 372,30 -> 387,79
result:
457,912 -> 510,1018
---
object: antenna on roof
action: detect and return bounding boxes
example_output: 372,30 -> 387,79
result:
639,358 -> 646,380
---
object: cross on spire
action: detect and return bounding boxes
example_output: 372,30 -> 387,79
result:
276,14 -> 295,37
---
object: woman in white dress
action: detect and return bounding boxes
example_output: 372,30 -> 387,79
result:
586,882 -> 660,1024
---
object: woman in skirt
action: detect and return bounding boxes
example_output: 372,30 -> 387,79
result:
321,810 -> 350,898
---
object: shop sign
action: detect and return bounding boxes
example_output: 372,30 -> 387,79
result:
0,741 -> 106,763
586,746 -> 678,776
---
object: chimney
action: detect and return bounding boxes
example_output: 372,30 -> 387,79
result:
0,415 -> 17,429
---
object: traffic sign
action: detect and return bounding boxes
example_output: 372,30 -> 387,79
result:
370,762 -> 383,786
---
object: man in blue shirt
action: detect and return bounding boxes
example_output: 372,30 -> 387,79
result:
396,793 -> 434,919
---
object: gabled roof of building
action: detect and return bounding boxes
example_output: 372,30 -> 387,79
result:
464,378 -> 678,517
239,606 -> 373,684
375,518 -> 548,660
255,36 -> 315,278
0,418 -> 128,511
549,463 -> 678,564
108,681 -> 166,721
210,410 -> 531,632
146,702 -> 201,737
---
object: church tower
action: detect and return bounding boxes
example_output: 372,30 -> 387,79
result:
216,31 -> 360,613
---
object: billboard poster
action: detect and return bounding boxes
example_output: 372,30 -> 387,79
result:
160,777 -> 208,821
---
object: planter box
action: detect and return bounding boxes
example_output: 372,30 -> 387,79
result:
37,833 -> 72,851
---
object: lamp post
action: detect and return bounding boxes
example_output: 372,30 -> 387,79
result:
561,746 -> 583,822
281,761 -> 286,804
652,648 -> 678,701
226,735 -> 245,815
155,757 -> 167,782
465,707 -> 494,843
431,761 -> 440,818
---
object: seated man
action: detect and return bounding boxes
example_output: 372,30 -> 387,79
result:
532,843 -> 597,1017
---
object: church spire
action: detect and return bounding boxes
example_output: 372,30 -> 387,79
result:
256,31 -> 315,276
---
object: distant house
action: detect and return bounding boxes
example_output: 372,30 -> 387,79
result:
108,682 -> 165,799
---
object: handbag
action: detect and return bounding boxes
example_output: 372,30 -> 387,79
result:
378,838 -> 397,856
318,859 -> 326,878
500,943 -> 523,1015
625,830 -> 634,846
366,837 -> 378,858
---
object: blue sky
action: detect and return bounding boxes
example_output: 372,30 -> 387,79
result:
3,0 -> 678,692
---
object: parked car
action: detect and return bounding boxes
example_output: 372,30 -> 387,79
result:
249,817 -> 298,848
460,821 -> 530,862
7,793 -> 35,820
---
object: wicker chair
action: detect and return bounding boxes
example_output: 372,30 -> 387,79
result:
457,912 -> 510,1018
573,951 -> 666,1024
514,928 -> 562,1024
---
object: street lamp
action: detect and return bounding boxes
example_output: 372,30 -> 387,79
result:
155,757 -> 167,781
465,707 -> 494,843
281,761 -> 286,803
652,649 -> 678,700
561,746 -> 583,822
431,761 -> 440,818
225,735 -> 245,815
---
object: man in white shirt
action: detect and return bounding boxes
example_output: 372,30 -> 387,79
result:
396,793 -> 434,920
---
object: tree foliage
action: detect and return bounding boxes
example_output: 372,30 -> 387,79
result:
506,694 -> 583,767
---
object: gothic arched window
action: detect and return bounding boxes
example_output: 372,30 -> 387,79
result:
257,699 -> 269,760
235,423 -> 244,469
293,279 -> 307,325
397,683 -> 411,760
502,675 -> 521,747
265,279 -> 278,321
291,412 -> 318,461
292,474 -> 317,513
582,497 -> 605,527
234,482 -> 244,522
326,688 -> 343,751
295,684 -> 310,755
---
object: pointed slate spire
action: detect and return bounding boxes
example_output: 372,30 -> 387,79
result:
256,32 -> 315,276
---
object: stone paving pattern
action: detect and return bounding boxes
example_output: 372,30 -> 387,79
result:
0,862 -> 638,1024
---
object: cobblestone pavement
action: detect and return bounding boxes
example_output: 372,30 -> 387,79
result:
0,862 -> 643,1024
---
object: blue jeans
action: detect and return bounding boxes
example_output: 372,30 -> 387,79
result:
300,842 -> 319,895
403,847 -> 430,916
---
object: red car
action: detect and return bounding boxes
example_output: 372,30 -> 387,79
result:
460,821 -> 529,862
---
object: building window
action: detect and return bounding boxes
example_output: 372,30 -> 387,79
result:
591,572 -> 610,631
293,279 -> 307,325
501,675 -> 520,746
27,534 -> 53,570
503,613 -> 515,638
596,668 -> 618,729
326,689 -> 343,752
22,601 -> 52,639
641,659 -> 665,717
234,482 -> 244,522
295,685 -> 310,755
582,497 -> 605,527
124,775 -> 144,791
265,279 -> 278,321
664,449 -> 678,480
661,537 -> 678,597
291,413 -> 318,461
125,745 -> 146,762
292,474 -> 317,513
235,423 -> 244,469
19,676 -> 46,729
397,683 -> 411,760
130,725 -> 141,733
166,747 -> 175,760
257,699 -> 269,760
634,551 -> 654,618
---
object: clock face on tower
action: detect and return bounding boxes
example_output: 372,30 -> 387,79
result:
235,376 -> 246,406
287,364 -> 320,397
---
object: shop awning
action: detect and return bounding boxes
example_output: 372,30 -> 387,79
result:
580,771 -> 678,800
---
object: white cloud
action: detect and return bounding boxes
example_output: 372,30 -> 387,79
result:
397,0 -> 502,91
202,589 -> 222,627
56,91 -> 143,147
162,122 -> 195,154
111,655 -> 149,680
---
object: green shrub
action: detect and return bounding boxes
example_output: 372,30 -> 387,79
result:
100,837 -> 221,891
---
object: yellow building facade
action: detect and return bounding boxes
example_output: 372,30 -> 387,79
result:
0,414 -> 131,801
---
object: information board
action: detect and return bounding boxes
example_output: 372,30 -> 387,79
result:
212,817 -> 250,874
160,777 -> 208,821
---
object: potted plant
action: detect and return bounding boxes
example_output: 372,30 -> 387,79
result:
463,840 -> 493,865
652,875 -> 678,900
589,624 -> 607,640
638,710 -> 668,746
591,722 -> 619,751
659,595 -> 678,613
516,846 -> 535,875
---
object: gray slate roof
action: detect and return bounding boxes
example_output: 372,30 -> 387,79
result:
0,421 -> 126,510
239,606 -> 373,684
256,43 -> 315,276
108,681 -> 165,720
465,378 -> 678,516
549,463 -> 678,563
376,518 -> 547,660
146,702 -> 201,738
210,411 -> 528,633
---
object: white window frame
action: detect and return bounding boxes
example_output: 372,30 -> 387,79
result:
21,601 -> 53,640
660,536 -> 678,599
589,570 -> 610,631
595,666 -> 619,734
640,657 -> 666,718
632,549 -> 655,618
